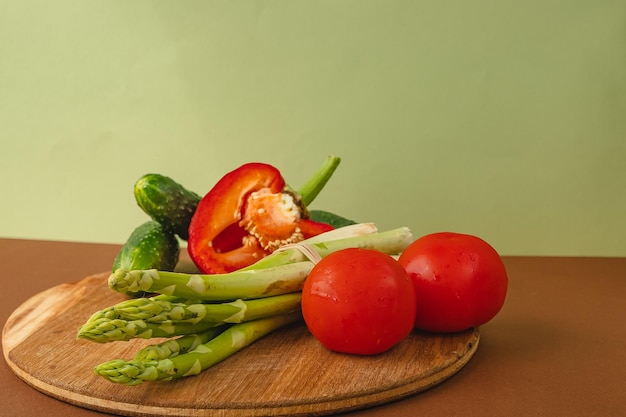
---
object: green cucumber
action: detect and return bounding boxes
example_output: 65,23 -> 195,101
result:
309,209 -> 357,229
113,221 -> 180,273
134,174 -> 201,240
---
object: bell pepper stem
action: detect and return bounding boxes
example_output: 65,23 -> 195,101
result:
296,155 -> 341,206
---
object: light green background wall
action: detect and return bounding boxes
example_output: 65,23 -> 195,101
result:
1,1 -> 625,257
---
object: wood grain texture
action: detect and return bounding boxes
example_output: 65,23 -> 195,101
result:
3,273 -> 479,417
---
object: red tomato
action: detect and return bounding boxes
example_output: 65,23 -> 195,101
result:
301,248 -> 417,355
397,232 -> 508,333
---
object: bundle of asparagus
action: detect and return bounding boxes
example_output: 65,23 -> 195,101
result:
77,223 -> 413,385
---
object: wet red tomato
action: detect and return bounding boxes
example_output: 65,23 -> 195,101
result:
301,248 -> 416,355
398,232 -> 508,332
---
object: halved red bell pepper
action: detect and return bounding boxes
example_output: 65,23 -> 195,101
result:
188,159 -> 338,274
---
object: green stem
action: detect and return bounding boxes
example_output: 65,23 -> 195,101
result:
79,294 -> 186,326
297,155 -> 341,206
114,292 -> 302,324
77,316 -> 223,343
94,313 -> 302,385
243,225 -> 412,271
108,262 -> 313,301
134,327 -> 230,361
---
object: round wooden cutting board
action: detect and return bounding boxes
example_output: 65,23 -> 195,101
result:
2,272 -> 479,417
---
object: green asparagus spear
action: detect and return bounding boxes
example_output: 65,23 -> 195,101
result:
81,294 -> 184,324
94,312 -> 302,385
77,316 -> 223,343
108,261 -> 314,301
114,292 -> 302,324
134,327 -> 230,361
82,305 -> 120,322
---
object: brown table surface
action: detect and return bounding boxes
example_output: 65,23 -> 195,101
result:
1,238 -> 625,417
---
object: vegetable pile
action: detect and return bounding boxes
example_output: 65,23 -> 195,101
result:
77,155 -> 508,385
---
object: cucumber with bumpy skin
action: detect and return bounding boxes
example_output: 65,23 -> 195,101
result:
113,221 -> 180,273
134,174 -> 201,240
309,209 -> 357,228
